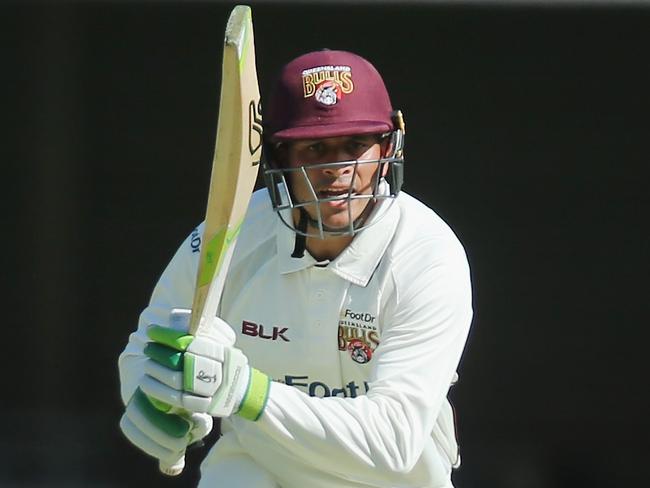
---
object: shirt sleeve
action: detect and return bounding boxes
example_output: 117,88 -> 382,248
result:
117,227 -> 201,405
231,236 -> 473,483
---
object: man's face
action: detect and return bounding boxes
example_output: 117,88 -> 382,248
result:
283,134 -> 388,233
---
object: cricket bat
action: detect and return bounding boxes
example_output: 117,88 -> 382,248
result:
159,4 -> 262,476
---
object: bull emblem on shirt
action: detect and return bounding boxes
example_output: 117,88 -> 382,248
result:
347,338 -> 373,364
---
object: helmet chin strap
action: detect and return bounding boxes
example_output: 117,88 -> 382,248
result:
291,209 -> 308,258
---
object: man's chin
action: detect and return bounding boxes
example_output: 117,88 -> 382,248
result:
300,215 -> 349,235
296,200 -> 374,236
321,222 -> 354,234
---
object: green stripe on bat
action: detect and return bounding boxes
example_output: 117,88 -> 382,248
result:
197,220 -> 244,288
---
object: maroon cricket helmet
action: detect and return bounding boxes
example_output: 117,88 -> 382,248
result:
264,50 -> 395,141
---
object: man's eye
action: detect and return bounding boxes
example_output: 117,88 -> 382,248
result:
308,143 -> 324,153
348,141 -> 368,152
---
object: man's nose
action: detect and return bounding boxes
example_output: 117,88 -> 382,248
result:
322,152 -> 355,176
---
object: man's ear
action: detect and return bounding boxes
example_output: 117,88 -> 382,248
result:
380,161 -> 389,178
273,142 -> 289,167
382,139 -> 394,159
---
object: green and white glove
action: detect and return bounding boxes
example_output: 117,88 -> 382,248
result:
119,386 -> 212,473
120,310 -> 218,474
140,309 -> 271,422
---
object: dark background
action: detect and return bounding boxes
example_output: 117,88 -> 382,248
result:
3,1 -> 649,486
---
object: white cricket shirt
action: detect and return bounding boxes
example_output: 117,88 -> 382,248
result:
119,188 -> 473,488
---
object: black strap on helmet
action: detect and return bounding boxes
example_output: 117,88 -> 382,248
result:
291,209 -> 308,258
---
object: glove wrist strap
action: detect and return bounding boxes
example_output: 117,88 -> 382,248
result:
237,368 -> 271,421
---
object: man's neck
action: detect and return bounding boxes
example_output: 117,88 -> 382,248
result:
305,233 -> 353,261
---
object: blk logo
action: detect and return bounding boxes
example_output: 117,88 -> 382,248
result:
242,320 -> 290,342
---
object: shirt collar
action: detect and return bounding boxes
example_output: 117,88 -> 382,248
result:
276,190 -> 401,287
277,215 -> 319,274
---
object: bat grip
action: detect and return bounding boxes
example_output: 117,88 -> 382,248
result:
159,455 -> 185,476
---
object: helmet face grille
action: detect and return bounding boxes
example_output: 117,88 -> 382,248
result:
262,152 -> 404,238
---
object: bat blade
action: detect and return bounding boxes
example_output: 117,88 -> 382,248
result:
189,4 -> 262,337
160,4 -> 261,477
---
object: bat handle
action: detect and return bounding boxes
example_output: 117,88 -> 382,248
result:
159,455 -> 185,476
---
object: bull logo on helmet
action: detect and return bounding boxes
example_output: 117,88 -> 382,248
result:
315,81 -> 342,106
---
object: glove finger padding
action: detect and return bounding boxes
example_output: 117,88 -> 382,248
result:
141,334 -> 250,417
120,415 -> 183,464
120,387 -> 213,465
140,374 -> 214,413
144,326 -> 238,406
188,410 -> 213,440
168,307 -> 237,346
144,358 -> 184,390
130,387 -> 192,438
144,314 -> 271,421
145,326 -> 226,397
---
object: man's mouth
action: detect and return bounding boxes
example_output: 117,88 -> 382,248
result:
318,188 -> 354,199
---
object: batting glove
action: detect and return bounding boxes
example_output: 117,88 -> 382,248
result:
140,309 -> 270,422
119,387 -> 212,472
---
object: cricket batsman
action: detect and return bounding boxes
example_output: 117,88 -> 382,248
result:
119,49 -> 473,487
